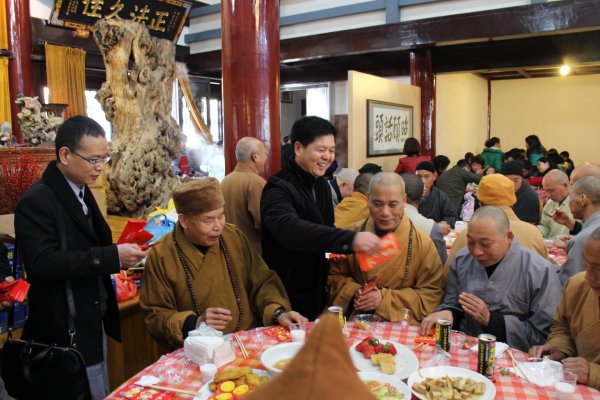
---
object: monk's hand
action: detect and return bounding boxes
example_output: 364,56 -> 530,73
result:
199,307 -> 232,331
420,310 -> 453,335
458,292 -> 490,326
277,311 -> 308,329
353,287 -> 382,312
438,221 -> 451,236
562,357 -> 590,384
528,344 -> 567,361
0,276 -> 14,310
117,243 -> 149,268
552,209 -> 575,230
352,232 -> 382,255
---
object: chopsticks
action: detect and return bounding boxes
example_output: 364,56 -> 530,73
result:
413,342 -> 431,352
235,333 -> 249,359
507,349 -> 531,384
139,384 -> 202,396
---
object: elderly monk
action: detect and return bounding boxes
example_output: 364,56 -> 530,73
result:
400,173 -> 447,264
221,137 -> 267,251
334,172 -> 373,229
530,227 -> 600,390
553,162 -> 600,235
422,206 -> 562,352
328,172 -> 444,324
537,169 -> 572,239
558,176 -> 600,285
141,179 -> 306,349
445,174 -> 548,270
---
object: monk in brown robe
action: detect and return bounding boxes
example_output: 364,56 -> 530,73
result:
334,172 -> 372,229
141,178 -> 306,349
530,226 -> 600,390
328,172 -> 444,324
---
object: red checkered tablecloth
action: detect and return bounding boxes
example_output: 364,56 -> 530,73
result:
107,322 -> 600,399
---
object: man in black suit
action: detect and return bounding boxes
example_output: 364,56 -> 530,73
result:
15,116 -> 147,399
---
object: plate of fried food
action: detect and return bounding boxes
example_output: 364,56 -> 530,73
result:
359,372 -> 411,400
195,366 -> 269,400
407,366 -> 496,400
349,337 -> 419,379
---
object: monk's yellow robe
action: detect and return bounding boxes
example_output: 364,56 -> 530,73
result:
328,214 -> 443,324
545,272 -> 600,390
334,192 -> 369,229
141,223 -> 291,349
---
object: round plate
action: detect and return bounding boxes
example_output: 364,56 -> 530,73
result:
407,366 -> 496,400
194,369 -> 269,400
349,340 -> 419,380
359,371 -> 411,399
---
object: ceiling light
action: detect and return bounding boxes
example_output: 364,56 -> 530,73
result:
559,65 -> 571,76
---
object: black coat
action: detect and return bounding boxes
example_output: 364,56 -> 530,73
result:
14,161 -> 121,365
260,158 -> 355,320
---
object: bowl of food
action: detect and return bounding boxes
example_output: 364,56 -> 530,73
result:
260,342 -> 303,376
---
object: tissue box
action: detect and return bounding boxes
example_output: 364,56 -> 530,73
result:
184,336 -> 224,366
184,336 -> 235,368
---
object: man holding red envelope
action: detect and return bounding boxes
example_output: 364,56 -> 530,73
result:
14,116 -> 148,399
328,172 -> 444,324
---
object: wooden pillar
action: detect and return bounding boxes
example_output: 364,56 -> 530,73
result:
221,0 -> 281,178
5,0 -> 34,143
410,50 -> 435,156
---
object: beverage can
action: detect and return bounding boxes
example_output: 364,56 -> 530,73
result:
328,306 -> 344,329
477,334 -> 496,378
435,319 -> 451,352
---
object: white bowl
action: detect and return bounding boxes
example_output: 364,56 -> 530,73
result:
260,342 -> 303,376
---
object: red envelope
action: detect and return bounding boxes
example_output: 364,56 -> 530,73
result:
0,278 -> 30,303
117,219 -> 151,246
356,232 -> 401,272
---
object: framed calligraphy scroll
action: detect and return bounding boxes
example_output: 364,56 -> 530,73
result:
366,100 -> 413,157
49,0 -> 191,42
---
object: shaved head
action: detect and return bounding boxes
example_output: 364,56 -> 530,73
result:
542,169 -> 570,202
571,163 -> 600,184
470,206 -> 510,234
353,173 -> 373,195
235,137 -> 263,163
572,176 -> 600,205
543,169 -> 569,185
369,172 -> 405,195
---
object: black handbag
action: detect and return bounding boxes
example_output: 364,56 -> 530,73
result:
1,186 -> 92,400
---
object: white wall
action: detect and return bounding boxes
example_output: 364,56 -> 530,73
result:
435,73 -> 489,164
348,70 -> 421,171
491,74 -> 600,165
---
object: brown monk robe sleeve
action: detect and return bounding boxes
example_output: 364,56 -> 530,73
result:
545,278 -> 577,358
327,257 -> 363,312
140,244 -> 197,349
232,226 -> 292,325
375,232 -> 444,324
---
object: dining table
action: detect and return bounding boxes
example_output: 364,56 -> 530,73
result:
106,321 -> 600,399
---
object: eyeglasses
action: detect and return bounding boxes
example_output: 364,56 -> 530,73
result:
70,149 -> 111,165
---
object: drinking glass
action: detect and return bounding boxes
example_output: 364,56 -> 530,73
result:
554,370 -> 577,400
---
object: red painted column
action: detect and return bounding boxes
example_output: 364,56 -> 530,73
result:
5,0 -> 34,143
410,50 -> 436,157
221,0 -> 281,178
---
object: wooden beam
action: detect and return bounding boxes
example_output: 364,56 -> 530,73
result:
186,0 -> 600,75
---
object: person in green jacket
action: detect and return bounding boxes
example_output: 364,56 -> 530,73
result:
480,137 -> 504,172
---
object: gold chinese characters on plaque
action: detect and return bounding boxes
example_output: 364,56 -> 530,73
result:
366,99 -> 413,157
49,0 -> 191,42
